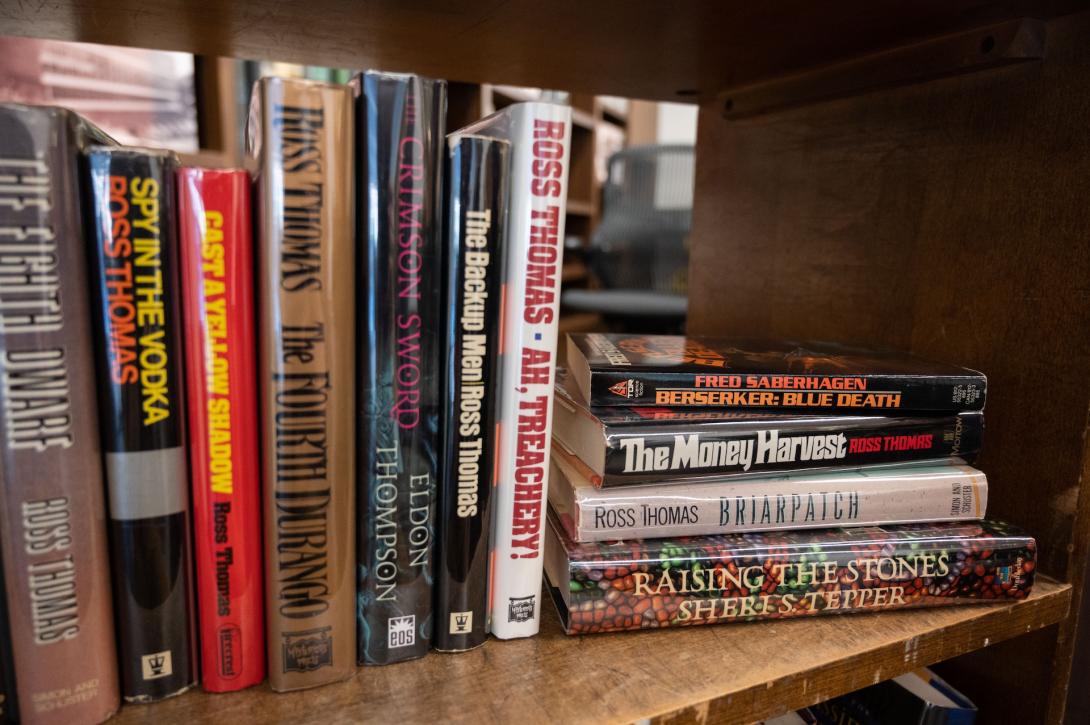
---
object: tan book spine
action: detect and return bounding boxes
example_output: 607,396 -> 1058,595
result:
249,77 -> 356,691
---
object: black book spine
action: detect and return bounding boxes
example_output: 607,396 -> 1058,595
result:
434,135 -> 509,651
0,548 -> 16,724
356,72 -> 446,664
600,411 -> 983,485
83,148 -> 195,700
589,372 -> 986,413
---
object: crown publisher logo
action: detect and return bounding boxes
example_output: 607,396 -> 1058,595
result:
450,610 -> 473,634
141,650 -> 173,680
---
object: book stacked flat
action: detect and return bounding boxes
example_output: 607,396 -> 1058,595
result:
545,333 -> 1035,634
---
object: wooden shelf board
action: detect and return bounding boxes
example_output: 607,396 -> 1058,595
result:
110,577 -> 1070,725
1,1 -> 1072,101
561,259 -> 590,283
565,198 -> 594,216
557,311 -> 604,334
570,108 -> 596,131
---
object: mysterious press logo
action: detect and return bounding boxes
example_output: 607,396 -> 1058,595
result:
508,595 -> 535,623
282,627 -> 333,673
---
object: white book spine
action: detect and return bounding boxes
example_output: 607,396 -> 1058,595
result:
482,102 -> 572,638
553,461 -> 989,542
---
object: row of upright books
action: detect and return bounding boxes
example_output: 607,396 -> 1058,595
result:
544,334 -> 1034,634
0,69 -> 573,724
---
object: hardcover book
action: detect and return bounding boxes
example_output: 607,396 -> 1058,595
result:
459,101 -> 572,639
178,168 -> 265,691
355,71 -> 445,664
545,513 -> 1034,634
85,145 -> 195,701
249,76 -> 357,691
550,454 -> 988,542
435,132 -> 510,652
0,104 -> 121,723
566,333 -> 987,412
554,372 -> 983,486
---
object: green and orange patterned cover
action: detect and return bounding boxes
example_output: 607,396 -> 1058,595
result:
544,512 -> 1034,634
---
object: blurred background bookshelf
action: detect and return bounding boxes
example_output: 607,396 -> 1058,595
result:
0,36 -> 698,337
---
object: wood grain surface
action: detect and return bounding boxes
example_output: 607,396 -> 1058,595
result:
0,1 -> 1077,101
687,11 -> 1090,721
105,579 -> 1069,725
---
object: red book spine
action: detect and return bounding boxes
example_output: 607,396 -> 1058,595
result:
178,168 -> 265,691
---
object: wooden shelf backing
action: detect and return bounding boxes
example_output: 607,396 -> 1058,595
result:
557,311 -> 603,334
110,578 -> 1070,725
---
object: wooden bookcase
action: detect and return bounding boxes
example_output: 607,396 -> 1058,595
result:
2,3 -> 1087,723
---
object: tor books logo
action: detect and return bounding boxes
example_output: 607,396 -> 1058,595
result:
608,379 -> 643,399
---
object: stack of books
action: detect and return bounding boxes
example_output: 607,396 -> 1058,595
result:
545,333 -> 1036,634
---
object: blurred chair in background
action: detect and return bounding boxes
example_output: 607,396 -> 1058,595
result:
562,144 -> 693,333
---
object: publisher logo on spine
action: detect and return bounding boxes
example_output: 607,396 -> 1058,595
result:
608,379 -> 643,399
388,615 -> 416,648
449,610 -> 473,635
218,624 -> 241,679
508,595 -> 535,623
141,650 -> 173,680
282,627 -> 333,672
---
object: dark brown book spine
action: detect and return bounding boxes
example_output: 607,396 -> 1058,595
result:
0,104 -> 120,723
250,77 -> 357,691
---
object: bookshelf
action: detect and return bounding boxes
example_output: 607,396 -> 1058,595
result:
3,2 -> 1089,722
110,579 -> 1070,725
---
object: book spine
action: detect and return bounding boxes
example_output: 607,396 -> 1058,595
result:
84,147 -> 195,701
597,412 -> 982,484
553,522 -> 1035,635
589,372 -> 986,412
0,106 -> 121,724
557,463 -> 988,542
251,77 -> 356,691
357,72 -> 445,665
178,168 -> 265,691
0,547 -> 16,724
434,135 -> 509,651
490,104 -> 572,639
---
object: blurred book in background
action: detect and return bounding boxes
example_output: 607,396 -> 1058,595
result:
0,35 -> 197,150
